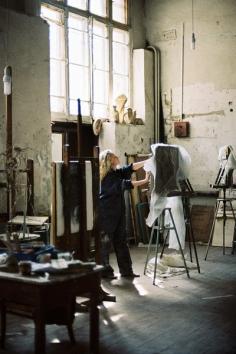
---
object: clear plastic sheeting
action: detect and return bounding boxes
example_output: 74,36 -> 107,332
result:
164,196 -> 185,250
146,254 -> 198,281
144,143 -> 191,250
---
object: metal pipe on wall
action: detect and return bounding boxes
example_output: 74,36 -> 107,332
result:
146,45 -> 161,143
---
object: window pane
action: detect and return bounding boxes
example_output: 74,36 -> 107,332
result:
113,28 -> 129,44
69,99 -> 90,116
41,5 -> 63,23
93,103 -> 108,119
90,0 -> 107,17
68,13 -> 88,31
93,19 -> 107,37
112,0 -> 127,24
93,70 -> 109,104
93,36 -> 109,70
69,64 -> 90,100
113,28 -> 129,75
68,28 -> 89,65
67,0 -> 87,10
50,23 -> 65,60
41,5 -> 66,114
112,27 -> 129,101
93,21 -> 108,70
51,97 -> 66,113
50,58 -> 66,114
113,42 -> 129,75
68,13 -> 90,116
50,59 -> 66,97
113,74 -> 128,102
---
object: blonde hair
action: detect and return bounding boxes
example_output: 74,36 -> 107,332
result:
99,149 -> 113,180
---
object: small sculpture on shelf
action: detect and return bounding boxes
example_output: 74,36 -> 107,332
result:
115,94 -> 127,124
124,107 -> 136,124
111,105 -> 119,123
91,94 -> 143,135
113,94 -> 140,125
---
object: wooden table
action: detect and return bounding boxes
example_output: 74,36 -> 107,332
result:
0,266 -> 103,354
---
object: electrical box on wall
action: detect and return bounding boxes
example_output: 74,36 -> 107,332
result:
174,121 -> 190,137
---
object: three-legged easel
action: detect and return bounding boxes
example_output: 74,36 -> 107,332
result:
144,179 -> 201,285
144,207 -> 190,285
205,185 -> 236,259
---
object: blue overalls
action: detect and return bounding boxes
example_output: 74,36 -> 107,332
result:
99,164 -> 134,276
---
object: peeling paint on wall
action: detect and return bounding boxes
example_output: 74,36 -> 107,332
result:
0,8 -> 51,215
146,0 -> 236,190
99,122 -> 154,165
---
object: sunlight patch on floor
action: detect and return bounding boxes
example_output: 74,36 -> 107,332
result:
133,280 -> 149,295
110,313 -> 125,322
101,301 -> 116,309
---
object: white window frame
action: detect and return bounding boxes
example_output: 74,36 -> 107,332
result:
41,0 -> 131,122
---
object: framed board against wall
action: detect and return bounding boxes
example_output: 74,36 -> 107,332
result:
190,205 -> 215,243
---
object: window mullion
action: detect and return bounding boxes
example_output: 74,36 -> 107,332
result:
64,10 -> 70,116
128,28 -> 133,108
89,16 -> 93,118
108,0 -> 112,117
108,24 -> 113,117
108,0 -> 112,19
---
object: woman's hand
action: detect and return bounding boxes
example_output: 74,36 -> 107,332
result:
131,171 -> 151,188
145,171 -> 150,183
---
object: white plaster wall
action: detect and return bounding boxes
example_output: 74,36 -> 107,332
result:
145,0 -> 236,189
133,49 -> 154,123
0,8 -> 51,214
99,122 -> 153,164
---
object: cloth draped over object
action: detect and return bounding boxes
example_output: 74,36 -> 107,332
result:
144,143 -> 191,250
218,145 -> 236,186
146,254 -> 198,284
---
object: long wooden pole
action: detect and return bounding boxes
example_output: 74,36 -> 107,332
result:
6,83 -> 12,158
4,66 -> 14,219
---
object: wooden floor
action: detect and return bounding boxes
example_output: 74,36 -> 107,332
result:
2,244 -> 236,354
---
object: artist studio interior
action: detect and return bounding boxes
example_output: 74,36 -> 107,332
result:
0,1 -> 236,354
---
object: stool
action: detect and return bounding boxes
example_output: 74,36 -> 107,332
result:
144,207 -> 190,285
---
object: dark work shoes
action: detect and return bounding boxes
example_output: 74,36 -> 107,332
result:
102,264 -> 117,280
102,273 -> 118,280
121,273 -> 140,278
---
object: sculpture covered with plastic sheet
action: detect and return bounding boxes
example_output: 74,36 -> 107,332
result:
144,143 -> 191,250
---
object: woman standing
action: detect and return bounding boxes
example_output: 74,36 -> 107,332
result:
99,149 -> 150,279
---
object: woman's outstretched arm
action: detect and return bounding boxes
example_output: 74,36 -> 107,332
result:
132,157 -> 152,171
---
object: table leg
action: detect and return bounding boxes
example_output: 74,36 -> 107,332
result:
90,292 -> 99,354
35,312 -> 46,354
0,301 -> 6,349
